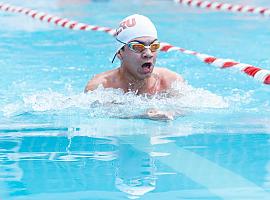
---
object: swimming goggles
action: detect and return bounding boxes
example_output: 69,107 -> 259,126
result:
127,41 -> 160,53
112,39 -> 160,63
118,39 -> 160,53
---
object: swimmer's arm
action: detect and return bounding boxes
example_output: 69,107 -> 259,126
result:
122,109 -> 184,121
145,108 -> 185,120
84,75 -> 107,93
144,108 -> 175,121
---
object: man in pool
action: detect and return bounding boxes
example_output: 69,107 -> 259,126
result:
84,14 -> 185,120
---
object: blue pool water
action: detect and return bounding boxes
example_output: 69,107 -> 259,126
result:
1,0 -> 270,199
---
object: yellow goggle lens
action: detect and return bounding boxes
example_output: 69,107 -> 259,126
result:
128,42 -> 160,53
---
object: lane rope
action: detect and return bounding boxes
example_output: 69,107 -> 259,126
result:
0,2 -> 116,35
160,43 -> 270,84
1,2 -> 270,85
174,0 -> 270,17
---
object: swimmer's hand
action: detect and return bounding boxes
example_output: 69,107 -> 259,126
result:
119,109 -> 185,121
145,108 -> 175,121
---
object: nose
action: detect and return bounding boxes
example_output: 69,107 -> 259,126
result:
141,48 -> 153,59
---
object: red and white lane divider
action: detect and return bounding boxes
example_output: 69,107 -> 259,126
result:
1,2 -> 270,85
175,0 -> 270,17
0,2 -> 115,35
160,43 -> 270,84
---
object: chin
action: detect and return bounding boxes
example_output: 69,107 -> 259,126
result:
144,72 -> 152,78
136,69 -> 154,79
137,72 -> 152,80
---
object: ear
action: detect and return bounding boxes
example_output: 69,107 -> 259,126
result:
117,51 -> 123,61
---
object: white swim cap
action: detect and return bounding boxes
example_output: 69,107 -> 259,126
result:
112,14 -> 158,62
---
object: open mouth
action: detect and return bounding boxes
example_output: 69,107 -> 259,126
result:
141,62 -> 152,68
141,62 -> 153,74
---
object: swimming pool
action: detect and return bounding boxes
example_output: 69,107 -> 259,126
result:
1,0 -> 270,199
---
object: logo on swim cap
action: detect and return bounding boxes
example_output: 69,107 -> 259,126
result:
114,14 -> 158,54
115,18 -> 137,36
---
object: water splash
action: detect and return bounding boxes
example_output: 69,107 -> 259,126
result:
1,83 -> 228,118
0,85 -> 223,117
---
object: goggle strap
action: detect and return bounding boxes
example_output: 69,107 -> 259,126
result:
111,53 -> 117,63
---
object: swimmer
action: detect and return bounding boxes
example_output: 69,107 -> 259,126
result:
85,14 -> 186,120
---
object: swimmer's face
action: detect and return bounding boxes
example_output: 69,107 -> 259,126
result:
119,36 -> 158,80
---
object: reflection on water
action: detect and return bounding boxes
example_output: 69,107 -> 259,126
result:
1,132 -> 270,199
115,141 -> 156,199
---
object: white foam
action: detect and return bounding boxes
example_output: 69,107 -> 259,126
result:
1,83 -> 228,118
225,89 -> 254,107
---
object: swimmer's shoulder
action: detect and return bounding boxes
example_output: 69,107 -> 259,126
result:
154,67 -> 185,85
84,68 -> 119,93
